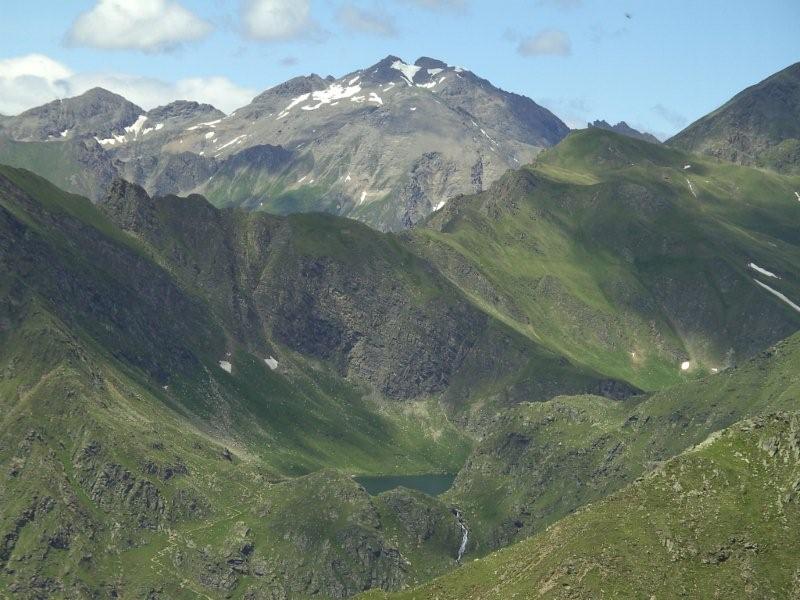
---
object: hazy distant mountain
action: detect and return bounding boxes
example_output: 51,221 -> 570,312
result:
0,87 -> 141,141
0,56 -> 569,230
588,119 -> 660,143
668,61 -> 800,174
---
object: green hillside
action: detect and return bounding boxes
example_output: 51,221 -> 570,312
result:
2,126 -> 800,598
443,330 -> 800,553
364,411 -> 800,599
413,128 -> 800,397
0,164 -> 620,597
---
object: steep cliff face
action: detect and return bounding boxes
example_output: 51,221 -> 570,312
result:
96,177 -> 620,405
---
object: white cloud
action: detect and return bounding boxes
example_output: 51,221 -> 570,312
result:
0,55 -> 73,115
517,29 -> 572,57
0,54 -> 255,115
338,4 -> 397,36
0,54 -> 72,81
242,0 -> 317,41
67,0 -> 212,52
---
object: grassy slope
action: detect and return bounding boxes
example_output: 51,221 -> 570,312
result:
442,330 -> 800,552
365,412 -> 800,599
0,164 -> 626,597
412,129 -> 800,394
0,302 -> 468,598
2,127 -> 800,598
0,169 -> 477,597
0,165 -> 471,477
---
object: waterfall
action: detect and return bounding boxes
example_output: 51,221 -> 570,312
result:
454,508 -> 468,562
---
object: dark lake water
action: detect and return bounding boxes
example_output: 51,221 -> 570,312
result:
355,474 -> 456,496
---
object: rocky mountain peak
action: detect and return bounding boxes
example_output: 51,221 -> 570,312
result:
0,54 -> 570,230
667,60 -> 800,173
588,119 -> 661,144
415,57 -> 449,70
253,74 -> 329,103
2,87 -> 142,141
146,100 -> 224,123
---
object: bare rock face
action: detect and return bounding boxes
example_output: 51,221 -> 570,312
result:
668,61 -> 800,174
95,180 -> 620,403
0,88 -> 142,141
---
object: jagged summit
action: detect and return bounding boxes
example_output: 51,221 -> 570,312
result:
415,57 -> 449,70
146,100 -> 224,122
588,119 -> 661,144
252,74 -> 330,103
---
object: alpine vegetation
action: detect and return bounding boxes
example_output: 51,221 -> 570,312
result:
1,4 -> 799,599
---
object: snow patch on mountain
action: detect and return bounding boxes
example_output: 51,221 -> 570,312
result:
125,115 -> 148,139
748,263 -> 780,279
277,94 -> 311,119
216,135 -> 248,152
95,133 -> 127,146
391,60 -> 421,85
753,279 -> 800,314
187,118 -> 222,131
301,83 -> 363,111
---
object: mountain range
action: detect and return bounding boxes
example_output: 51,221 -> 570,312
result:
0,56 -> 570,231
1,56 -> 800,599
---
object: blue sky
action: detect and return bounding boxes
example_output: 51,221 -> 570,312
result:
0,0 -> 798,138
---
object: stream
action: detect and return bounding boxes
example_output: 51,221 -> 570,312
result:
454,508 -> 468,562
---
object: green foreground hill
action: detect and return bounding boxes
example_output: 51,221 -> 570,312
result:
364,410 -> 800,599
443,329 -> 800,553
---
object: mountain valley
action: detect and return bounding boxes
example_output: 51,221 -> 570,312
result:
0,51 -> 799,599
